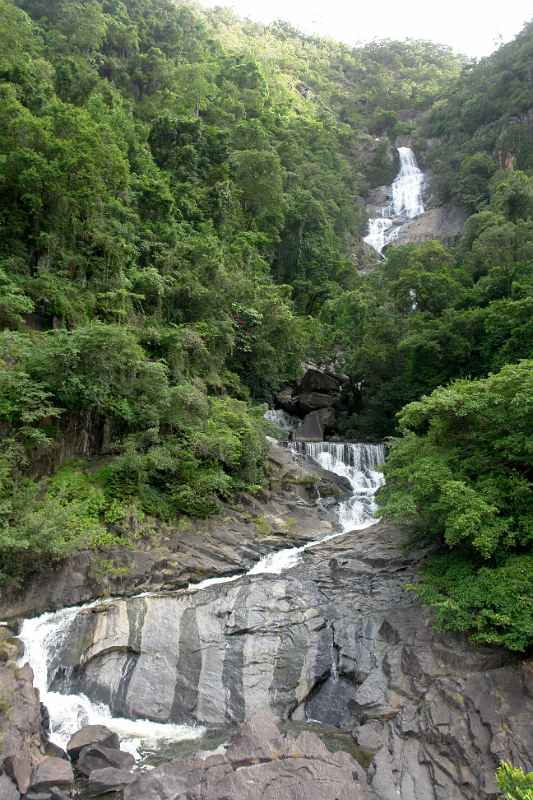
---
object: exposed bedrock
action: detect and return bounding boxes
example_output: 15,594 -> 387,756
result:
0,441 -> 348,620
123,712 -> 369,800
48,521 -> 533,799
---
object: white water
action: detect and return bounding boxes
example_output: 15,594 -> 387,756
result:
248,442 -> 384,575
18,604 -> 205,759
264,408 -> 301,434
364,146 -> 425,254
18,441 -> 384,757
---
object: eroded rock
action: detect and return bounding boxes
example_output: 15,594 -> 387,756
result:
86,766 -> 136,797
29,757 -> 74,793
123,713 -> 368,800
67,726 -> 119,760
0,773 -> 20,800
77,744 -> 135,777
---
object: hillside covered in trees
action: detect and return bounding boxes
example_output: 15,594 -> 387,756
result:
0,0 -> 531,653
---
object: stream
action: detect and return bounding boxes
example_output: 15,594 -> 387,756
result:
18,441 -> 385,764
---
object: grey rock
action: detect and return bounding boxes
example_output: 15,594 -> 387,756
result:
0,663 -> 43,794
29,758 -> 74,792
43,520 -> 533,799
295,408 -> 336,442
44,743 -> 68,760
50,577 -> 333,726
0,773 -> 20,800
394,204 -> 468,245
77,745 -> 135,777
123,713 -> 368,800
50,790 -> 71,800
67,726 -> 119,760
86,767 -> 136,797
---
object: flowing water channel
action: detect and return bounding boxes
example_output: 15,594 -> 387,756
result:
18,441 -> 385,761
364,145 -> 425,254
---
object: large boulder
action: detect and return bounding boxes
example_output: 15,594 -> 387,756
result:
77,744 -> 135,777
295,408 -> 336,442
29,757 -> 74,793
86,766 -> 136,797
66,725 -> 119,760
293,391 -> 336,415
49,577 -> 333,726
0,662 -> 43,795
296,368 -> 342,395
0,773 -> 20,800
123,713 -> 369,800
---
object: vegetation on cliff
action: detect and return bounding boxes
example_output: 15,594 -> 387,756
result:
0,0 -> 460,583
0,0 -> 531,653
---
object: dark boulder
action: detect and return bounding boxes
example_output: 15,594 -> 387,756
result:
29,757 -> 74,793
296,368 -> 342,395
86,767 -> 136,797
293,391 -> 336,414
44,743 -> 68,761
275,386 -> 298,414
295,408 -> 335,441
66,726 -> 119,760
77,745 -> 135,777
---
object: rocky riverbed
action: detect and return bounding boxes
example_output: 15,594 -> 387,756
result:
0,442 -> 531,800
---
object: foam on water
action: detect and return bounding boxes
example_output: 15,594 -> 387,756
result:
18,603 -> 205,759
18,441 -> 385,753
364,146 -> 425,254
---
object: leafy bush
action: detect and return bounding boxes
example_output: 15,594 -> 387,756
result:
497,763 -> 533,800
380,361 -> 533,651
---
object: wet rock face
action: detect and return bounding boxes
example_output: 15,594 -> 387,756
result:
123,713 -> 369,800
49,522 -> 533,799
50,577 -> 333,726
0,660 -> 44,795
394,203 -> 468,245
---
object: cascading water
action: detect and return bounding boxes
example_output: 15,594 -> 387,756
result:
18,604 -> 206,759
248,442 -> 384,574
364,146 -> 425,254
18,441 -> 384,758
263,408 -> 302,434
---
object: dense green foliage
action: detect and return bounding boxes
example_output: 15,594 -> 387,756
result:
0,0 -> 531,651
379,362 -> 532,651
497,763 -> 533,799
320,170 -> 533,438
0,0 -> 461,582
422,20 -> 533,211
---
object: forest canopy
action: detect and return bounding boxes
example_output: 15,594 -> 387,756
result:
0,0 -> 531,652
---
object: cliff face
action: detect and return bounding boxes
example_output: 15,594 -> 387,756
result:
394,203 -> 468,245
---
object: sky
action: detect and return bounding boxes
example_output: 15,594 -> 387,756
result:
200,0 -> 532,58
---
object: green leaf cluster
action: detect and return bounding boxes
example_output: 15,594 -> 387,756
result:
379,361 -> 533,651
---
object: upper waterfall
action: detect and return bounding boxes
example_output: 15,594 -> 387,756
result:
364,146 -> 425,254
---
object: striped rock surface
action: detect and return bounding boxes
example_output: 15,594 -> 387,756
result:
49,576 -> 332,725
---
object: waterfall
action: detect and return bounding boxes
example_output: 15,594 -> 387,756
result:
264,408 -> 301,434
18,442 -> 384,756
293,442 -> 385,532
364,146 -> 425,254
249,442 -> 385,574
18,604 -> 205,759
